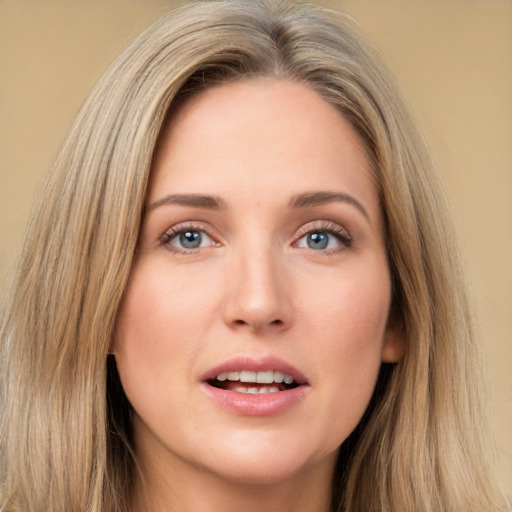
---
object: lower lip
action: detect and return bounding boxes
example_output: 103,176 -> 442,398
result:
201,383 -> 308,416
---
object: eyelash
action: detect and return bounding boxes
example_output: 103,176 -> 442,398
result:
160,221 -> 352,254
293,221 -> 353,253
160,223 -> 217,254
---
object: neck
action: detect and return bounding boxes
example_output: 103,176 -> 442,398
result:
129,448 -> 336,512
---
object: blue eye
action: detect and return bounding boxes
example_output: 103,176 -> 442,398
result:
177,230 -> 202,249
305,232 -> 329,250
164,229 -> 214,251
295,227 -> 351,251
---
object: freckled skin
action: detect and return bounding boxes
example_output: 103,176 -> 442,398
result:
113,79 -> 404,511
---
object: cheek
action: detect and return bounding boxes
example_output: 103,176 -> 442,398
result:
112,260 -> 215,406
299,264 -> 391,432
300,262 -> 391,354
115,259 -> 217,350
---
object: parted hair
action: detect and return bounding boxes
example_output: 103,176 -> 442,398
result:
0,1 -> 507,511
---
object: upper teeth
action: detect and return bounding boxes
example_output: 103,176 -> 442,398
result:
216,370 -> 294,385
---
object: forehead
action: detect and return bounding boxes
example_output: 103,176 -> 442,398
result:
149,78 -> 379,221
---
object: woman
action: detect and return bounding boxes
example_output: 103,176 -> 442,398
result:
0,1 -> 508,511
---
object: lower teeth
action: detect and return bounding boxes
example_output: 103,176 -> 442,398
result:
233,385 -> 280,394
208,378 -> 298,393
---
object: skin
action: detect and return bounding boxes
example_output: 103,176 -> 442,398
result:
113,78 -> 405,512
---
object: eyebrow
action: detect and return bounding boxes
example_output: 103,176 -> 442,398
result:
289,191 -> 369,221
146,190 -> 369,220
147,193 -> 227,211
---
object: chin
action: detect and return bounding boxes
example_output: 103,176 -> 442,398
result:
196,438 -> 337,487
204,459 -> 312,486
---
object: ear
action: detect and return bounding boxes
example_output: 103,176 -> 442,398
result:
381,322 -> 407,363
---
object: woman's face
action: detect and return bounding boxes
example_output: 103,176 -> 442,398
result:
114,79 -> 404,486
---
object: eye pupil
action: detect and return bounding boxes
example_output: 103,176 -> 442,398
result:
307,232 -> 329,249
179,230 -> 202,248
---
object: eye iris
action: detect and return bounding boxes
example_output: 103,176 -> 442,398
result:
307,232 -> 329,249
179,230 -> 202,249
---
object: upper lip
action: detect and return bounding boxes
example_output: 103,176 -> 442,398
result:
201,356 -> 309,385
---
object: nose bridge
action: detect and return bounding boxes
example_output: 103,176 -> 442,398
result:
223,233 -> 292,333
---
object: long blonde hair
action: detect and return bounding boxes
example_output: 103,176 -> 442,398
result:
1,1 -> 507,511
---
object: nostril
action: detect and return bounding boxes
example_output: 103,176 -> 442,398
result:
232,318 -> 283,328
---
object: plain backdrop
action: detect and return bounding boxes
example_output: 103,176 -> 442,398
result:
1,0 -> 511,495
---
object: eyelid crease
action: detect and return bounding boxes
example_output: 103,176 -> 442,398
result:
294,220 -> 352,239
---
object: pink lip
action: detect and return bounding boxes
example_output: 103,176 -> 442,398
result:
201,356 -> 309,416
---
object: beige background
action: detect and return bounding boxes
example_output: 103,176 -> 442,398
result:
1,0 -> 511,494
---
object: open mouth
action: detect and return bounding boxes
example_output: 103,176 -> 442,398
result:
207,370 -> 300,394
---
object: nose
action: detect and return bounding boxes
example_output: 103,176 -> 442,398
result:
222,243 -> 293,335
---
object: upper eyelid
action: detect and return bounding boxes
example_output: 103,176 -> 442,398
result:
160,222 -> 219,245
294,220 -> 352,238
163,221 -> 216,236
